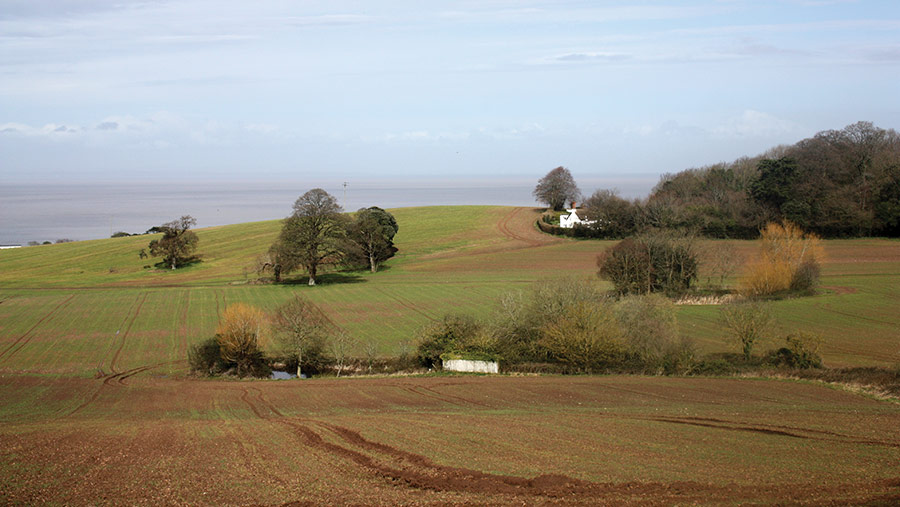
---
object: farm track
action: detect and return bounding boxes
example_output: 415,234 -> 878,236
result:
108,292 -> 148,374
0,294 -> 75,363
497,207 -> 558,247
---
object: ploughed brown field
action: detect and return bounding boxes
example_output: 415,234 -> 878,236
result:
2,374 -> 899,505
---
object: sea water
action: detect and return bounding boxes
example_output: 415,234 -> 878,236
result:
0,182 -> 539,245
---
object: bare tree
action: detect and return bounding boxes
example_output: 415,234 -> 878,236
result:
720,301 -> 774,360
701,242 -> 741,289
272,295 -> 332,378
362,339 -> 378,373
533,166 -> 580,211
330,330 -> 356,377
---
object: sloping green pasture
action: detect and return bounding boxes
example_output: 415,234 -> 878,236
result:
1,207 -> 898,376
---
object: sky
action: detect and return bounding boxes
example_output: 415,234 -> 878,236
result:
1,0 -> 899,196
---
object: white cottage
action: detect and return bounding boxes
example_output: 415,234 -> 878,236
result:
559,203 -> 596,229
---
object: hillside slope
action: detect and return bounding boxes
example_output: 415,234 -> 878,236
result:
1,206 -> 899,372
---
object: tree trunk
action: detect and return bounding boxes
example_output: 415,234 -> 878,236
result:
274,265 -> 282,283
171,259 -> 176,270
369,252 -> 377,273
308,264 -> 317,286
296,347 -> 302,378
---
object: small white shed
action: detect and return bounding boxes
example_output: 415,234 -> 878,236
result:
442,358 -> 499,374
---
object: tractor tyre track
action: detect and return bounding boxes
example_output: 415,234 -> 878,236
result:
177,290 -> 191,360
96,293 -> 142,377
825,305 -> 899,327
108,292 -> 148,374
375,288 -> 438,323
0,294 -> 75,363
397,384 -> 491,408
645,415 -> 900,448
67,360 -> 183,417
235,383 -> 615,499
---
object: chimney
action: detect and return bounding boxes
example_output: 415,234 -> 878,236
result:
570,201 -> 576,209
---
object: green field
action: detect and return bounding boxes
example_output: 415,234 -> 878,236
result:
2,206 -> 899,375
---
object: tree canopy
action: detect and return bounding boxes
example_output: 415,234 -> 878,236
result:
147,215 -> 199,269
533,166 -> 580,211
345,207 -> 399,273
271,189 -> 347,286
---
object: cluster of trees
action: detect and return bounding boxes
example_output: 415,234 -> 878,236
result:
189,295 -> 370,378
192,229 -> 823,379
537,122 -> 900,239
595,220 -> 822,299
261,189 -> 398,285
26,238 -> 75,246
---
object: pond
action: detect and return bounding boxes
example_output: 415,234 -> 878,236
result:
270,370 -> 298,380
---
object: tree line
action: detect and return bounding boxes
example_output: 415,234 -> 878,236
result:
534,122 -> 900,238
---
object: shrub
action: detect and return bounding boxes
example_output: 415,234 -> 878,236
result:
539,301 -> 625,373
216,303 -> 270,377
491,278 -> 606,363
659,337 -> 698,375
415,314 -> 488,368
188,337 -> 227,375
769,331 -> 823,368
597,232 -> 698,296
740,221 -> 823,297
691,358 -> 736,376
614,294 -> 678,365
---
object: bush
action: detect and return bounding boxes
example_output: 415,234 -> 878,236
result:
614,294 -> 678,365
415,315 -> 491,368
216,303 -> 270,377
691,358 -> 736,376
740,221 -> 823,297
597,232 -> 698,296
188,337 -> 227,375
539,302 -> 625,373
490,278 -> 606,364
768,331 -> 823,368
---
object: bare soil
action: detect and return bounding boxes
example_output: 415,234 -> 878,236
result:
1,374 -> 898,505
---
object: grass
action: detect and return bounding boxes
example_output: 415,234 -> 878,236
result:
1,206 -> 899,377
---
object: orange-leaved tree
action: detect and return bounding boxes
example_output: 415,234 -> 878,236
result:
740,221 -> 824,297
216,303 -> 269,377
